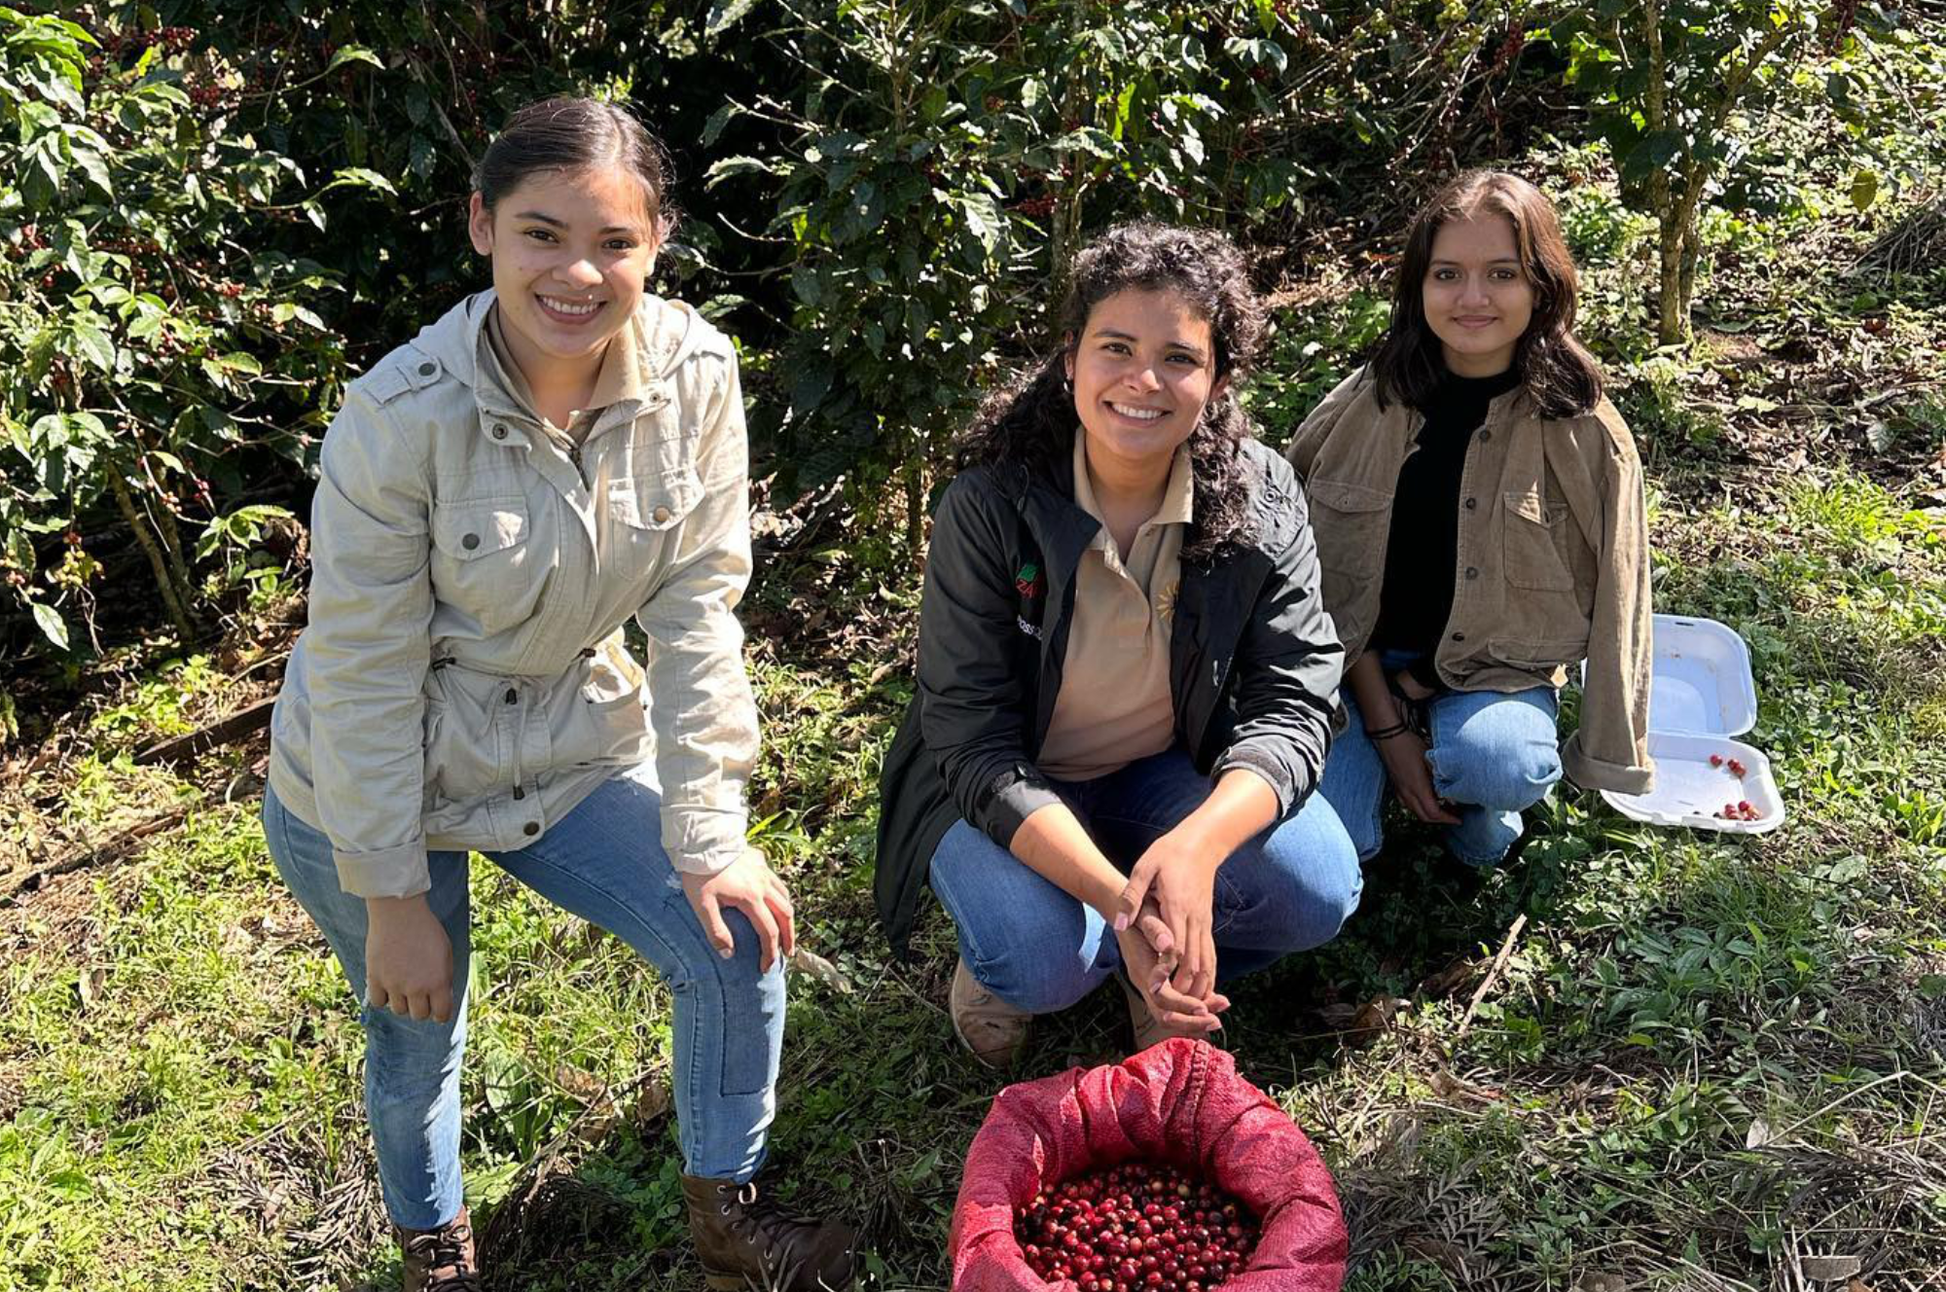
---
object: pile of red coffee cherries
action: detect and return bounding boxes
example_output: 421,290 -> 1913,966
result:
1013,1160 -> 1260,1291
1706,753 -> 1761,820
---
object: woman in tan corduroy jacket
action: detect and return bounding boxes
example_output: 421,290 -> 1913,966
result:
1286,170 -> 1654,868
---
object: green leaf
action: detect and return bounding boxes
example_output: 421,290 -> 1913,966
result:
324,167 -> 397,196
30,602 -> 69,652
325,45 -> 384,72
705,156 -> 776,186
706,0 -> 760,37
700,103 -> 740,148
959,193 -> 1002,255
70,322 -> 115,372
1849,168 -> 1879,212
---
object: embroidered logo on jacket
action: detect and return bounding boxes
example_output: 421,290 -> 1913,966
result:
1015,563 -> 1044,598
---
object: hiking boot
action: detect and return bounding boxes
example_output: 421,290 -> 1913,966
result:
949,957 -> 1031,1070
682,1172 -> 857,1291
397,1206 -> 481,1292
1117,971 -> 1218,1055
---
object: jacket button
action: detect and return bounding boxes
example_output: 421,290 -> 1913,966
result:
652,504 -> 672,524
1466,566 -> 1479,580
511,786 -> 526,800
504,687 -> 518,704
1451,632 -> 1466,643
1479,429 -> 1492,442
522,821 -> 540,837
1464,497 -> 1477,510
462,533 -> 480,550
491,424 -> 508,440
417,361 -> 436,377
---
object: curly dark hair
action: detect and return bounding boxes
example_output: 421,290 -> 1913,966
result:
955,221 -> 1267,559
1370,169 -> 1602,419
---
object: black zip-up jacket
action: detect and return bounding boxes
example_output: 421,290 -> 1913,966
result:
874,438 -> 1343,957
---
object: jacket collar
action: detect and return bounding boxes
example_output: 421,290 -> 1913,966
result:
407,290 -> 702,427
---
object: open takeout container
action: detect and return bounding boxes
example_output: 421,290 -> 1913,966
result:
1594,614 -> 1785,834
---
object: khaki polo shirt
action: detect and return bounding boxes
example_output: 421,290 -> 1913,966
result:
483,305 -> 638,446
1038,432 -> 1194,781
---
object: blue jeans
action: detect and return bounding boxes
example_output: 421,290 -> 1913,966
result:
928,747 -> 1362,1014
261,772 -> 784,1230
1319,653 -> 1562,866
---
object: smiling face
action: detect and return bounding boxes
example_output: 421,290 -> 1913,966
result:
466,164 -> 661,384
1064,287 -> 1227,480
1421,212 -> 1535,378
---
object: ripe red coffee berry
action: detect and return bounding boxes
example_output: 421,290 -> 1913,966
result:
1013,1160 -> 1260,1292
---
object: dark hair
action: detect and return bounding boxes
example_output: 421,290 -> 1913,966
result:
956,222 -> 1266,559
1370,169 -> 1602,419
474,96 -> 678,240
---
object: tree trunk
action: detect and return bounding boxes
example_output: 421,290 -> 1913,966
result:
1656,207 -> 1688,346
1678,219 -> 1701,337
107,470 -> 199,643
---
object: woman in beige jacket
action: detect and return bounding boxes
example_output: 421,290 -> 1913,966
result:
1286,170 -> 1654,868
261,98 -> 853,1292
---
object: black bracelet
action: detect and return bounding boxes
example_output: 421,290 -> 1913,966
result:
1364,721 -> 1409,741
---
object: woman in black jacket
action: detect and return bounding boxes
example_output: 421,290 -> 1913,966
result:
875,223 -> 1361,1068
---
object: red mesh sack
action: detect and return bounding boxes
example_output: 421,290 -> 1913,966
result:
950,1039 -> 1347,1291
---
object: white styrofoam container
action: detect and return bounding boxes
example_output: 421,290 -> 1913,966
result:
1595,614 -> 1785,834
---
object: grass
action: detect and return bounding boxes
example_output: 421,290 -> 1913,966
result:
3,150 -> 1946,1291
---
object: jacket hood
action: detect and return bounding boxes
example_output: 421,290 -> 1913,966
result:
406,289 -> 708,392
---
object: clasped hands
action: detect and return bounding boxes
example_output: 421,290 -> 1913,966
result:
1110,830 -> 1228,1034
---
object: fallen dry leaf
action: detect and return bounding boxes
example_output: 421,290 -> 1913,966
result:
1800,1255 -> 1863,1281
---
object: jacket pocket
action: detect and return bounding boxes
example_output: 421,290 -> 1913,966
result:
565,647 -> 651,767
1305,477 -> 1391,575
429,495 -> 535,635
1501,490 -> 1576,592
608,467 -> 703,534
1487,636 -> 1588,673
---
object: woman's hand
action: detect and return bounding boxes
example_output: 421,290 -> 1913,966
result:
1117,834 -> 1221,1002
680,848 -> 796,972
1115,914 -> 1226,1032
1374,728 -> 1461,825
365,894 -> 455,1023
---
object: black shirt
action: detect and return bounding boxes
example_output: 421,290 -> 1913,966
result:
1369,368 -> 1523,676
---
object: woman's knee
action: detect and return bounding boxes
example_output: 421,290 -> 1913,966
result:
1440,741 -> 1560,811
1250,801 -> 1364,950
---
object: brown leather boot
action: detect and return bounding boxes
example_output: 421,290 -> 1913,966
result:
397,1206 -> 481,1292
682,1173 -> 857,1291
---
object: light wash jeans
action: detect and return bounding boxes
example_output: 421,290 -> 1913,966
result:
1319,651 -> 1562,866
261,771 -> 784,1230
928,746 -> 1362,1014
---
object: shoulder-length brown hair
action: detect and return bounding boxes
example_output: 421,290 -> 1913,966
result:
1370,170 -> 1602,420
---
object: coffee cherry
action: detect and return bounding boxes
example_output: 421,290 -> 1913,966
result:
1014,1160 -> 1260,1291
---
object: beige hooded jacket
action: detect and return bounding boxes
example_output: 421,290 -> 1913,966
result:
267,290 -> 757,898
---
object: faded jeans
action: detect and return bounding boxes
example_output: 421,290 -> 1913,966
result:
261,770 -> 784,1230
1319,651 -> 1562,866
928,746 -> 1362,1013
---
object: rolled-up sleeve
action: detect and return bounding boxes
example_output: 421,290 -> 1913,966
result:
306,388 -> 438,898
637,356 -> 758,875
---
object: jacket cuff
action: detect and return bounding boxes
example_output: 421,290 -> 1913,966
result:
333,839 -> 431,899
982,771 -> 1065,852
1211,745 -> 1300,817
663,805 -> 749,876
1560,733 -> 1655,796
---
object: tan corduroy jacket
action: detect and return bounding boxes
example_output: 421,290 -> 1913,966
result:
268,290 -> 757,898
1285,365 -> 1654,794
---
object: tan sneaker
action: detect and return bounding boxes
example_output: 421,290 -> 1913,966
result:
682,1173 -> 857,1291
397,1206 -> 481,1292
949,957 -> 1031,1069
1117,971 -> 1218,1055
